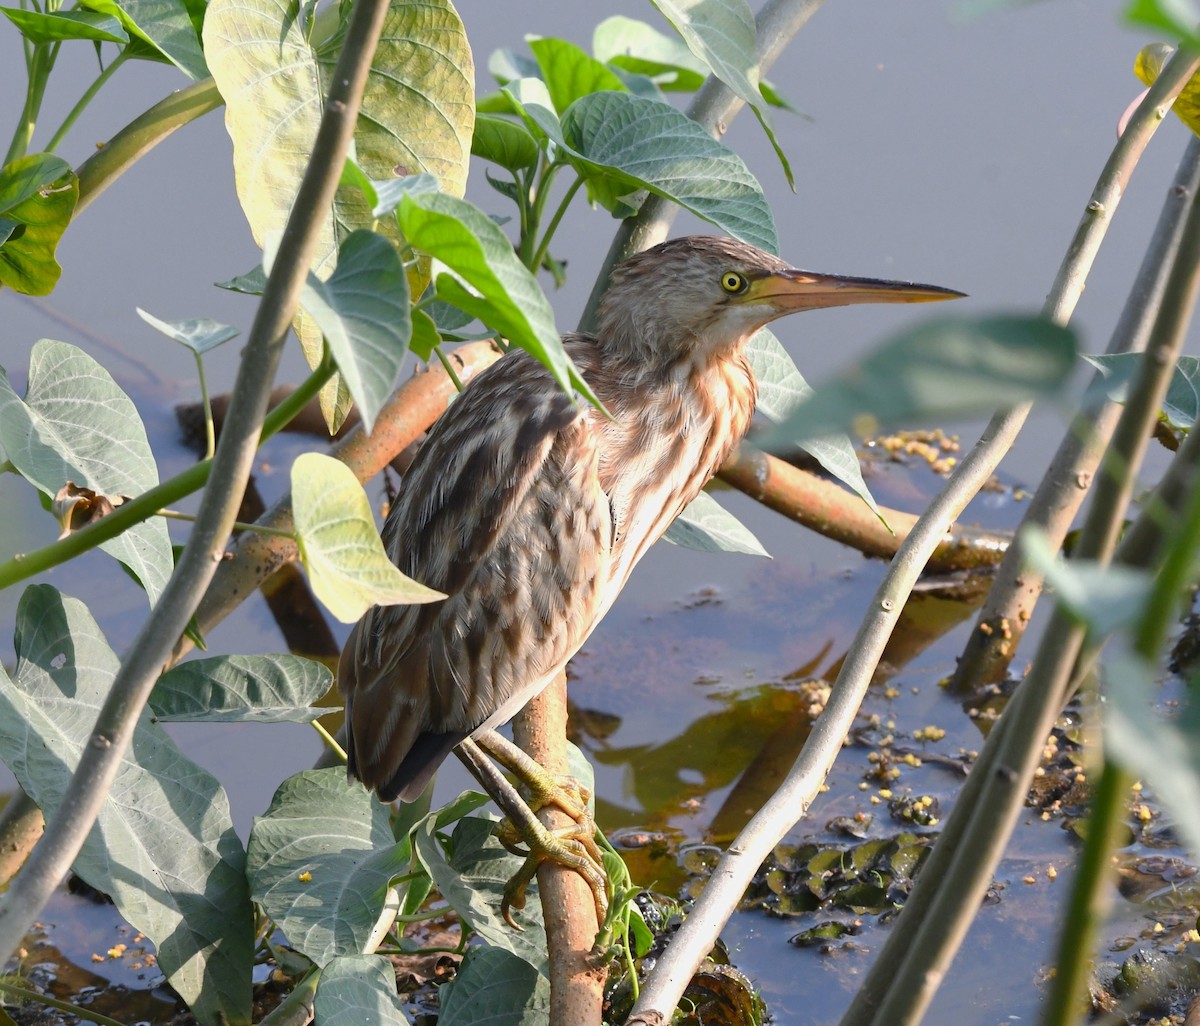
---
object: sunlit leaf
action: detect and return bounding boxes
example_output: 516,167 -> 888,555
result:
0,586 -> 252,1026
747,327 -> 882,520
0,340 -> 172,604
529,36 -> 627,113
1021,527 -> 1153,636
204,0 -> 473,427
1104,651 -> 1200,854
412,814 -> 549,973
394,191 -> 599,405
136,307 -> 239,355
291,452 -> 444,623
151,654 -> 334,723
764,315 -> 1077,447
439,947 -> 548,1026
81,0 -> 207,78
0,153 -> 78,296
647,0 -> 795,187
247,768 -> 406,965
0,7 -> 127,42
313,955 -> 410,1025
1084,352 -> 1200,431
663,490 -> 768,557
508,86 -> 777,254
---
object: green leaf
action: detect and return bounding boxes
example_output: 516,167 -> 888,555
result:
0,7 -> 127,43
1084,352 -> 1200,431
1020,527 -> 1153,637
471,114 -> 540,173
203,0 -> 473,426
370,173 -> 441,219
395,191 -> 599,405
81,0 -> 207,78
510,87 -> 777,254
439,947 -> 549,1026
247,768 -> 406,965
1124,0 -> 1200,47
647,0 -> 795,188
293,229 -> 412,434
412,814 -> 549,973
409,308 -> 441,361
0,586 -> 253,1026
136,307 -> 239,355
663,490 -> 768,557
0,153 -> 78,296
291,452 -> 445,623
0,340 -> 173,605
151,654 -> 334,722
764,315 -> 1077,447
1104,652 -> 1200,854
593,15 -> 708,90
314,955 -> 410,1025
529,36 -> 628,113
746,327 -> 882,520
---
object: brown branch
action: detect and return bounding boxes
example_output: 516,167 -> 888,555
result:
718,443 -> 1009,573
511,673 -> 606,1026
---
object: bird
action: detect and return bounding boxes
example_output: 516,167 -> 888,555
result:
338,234 -> 962,914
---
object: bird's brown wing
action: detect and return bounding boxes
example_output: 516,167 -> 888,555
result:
338,347 -> 613,801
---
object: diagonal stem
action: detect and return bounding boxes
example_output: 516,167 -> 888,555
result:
0,0 -> 393,962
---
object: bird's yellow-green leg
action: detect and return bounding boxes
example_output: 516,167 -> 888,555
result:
456,733 -> 609,928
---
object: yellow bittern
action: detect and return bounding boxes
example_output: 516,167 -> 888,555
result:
339,235 -> 961,916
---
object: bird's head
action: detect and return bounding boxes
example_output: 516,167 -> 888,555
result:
596,235 -> 964,363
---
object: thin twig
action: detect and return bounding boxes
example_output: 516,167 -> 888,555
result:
631,43 -> 1200,1026
0,0 -> 392,962
627,390 -> 1018,1025
952,134 -> 1200,688
835,50 -> 1200,1026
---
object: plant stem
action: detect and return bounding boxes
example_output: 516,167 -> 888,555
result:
432,345 -> 465,392
530,174 -> 583,274
156,509 -> 297,537
0,981 -> 130,1026
5,41 -> 56,164
0,0 -> 390,953
74,78 -> 223,216
195,351 -> 216,460
311,718 -> 347,762
0,357 -> 334,591
44,51 -> 128,153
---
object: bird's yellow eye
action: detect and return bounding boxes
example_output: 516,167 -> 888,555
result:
720,271 -> 748,294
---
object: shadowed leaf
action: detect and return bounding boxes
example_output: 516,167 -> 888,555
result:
314,955 -> 411,1024
765,315 -> 1077,447
152,654 -> 334,723
0,586 -> 253,1025
247,769 -> 405,966
0,340 -> 172,604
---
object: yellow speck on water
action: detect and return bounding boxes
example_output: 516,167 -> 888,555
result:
1023,875 -> 1036,885
107,944 -> 127,959
878,789 -> 892,799
1047,865 -> 1058,881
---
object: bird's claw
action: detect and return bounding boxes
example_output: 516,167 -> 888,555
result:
497,826 -> 610,929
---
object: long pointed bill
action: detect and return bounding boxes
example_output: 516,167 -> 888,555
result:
753,269 -> 965,314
